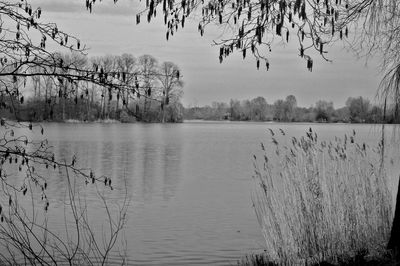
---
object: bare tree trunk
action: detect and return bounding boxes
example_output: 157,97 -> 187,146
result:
85,86 -> 89,121
162,89 -> 169,123
38,79 -> 41,99
116,91 -> 119,120
107,89 -> 111,119
162,97 -> 166,123
100,88 -> 105,119
148,99 -> 151,121
33,79 -> 37,98
388,176 -> 400,256
388,93 -> 400,257
44,84 -> 48,120
89,83 -> 95,121
49,84 -> 52,119
62,85 -> 66,121
143,85 -> 149,121
77,86 -> 81,121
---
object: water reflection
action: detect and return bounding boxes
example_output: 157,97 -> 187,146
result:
162,142 -> 181,201
50,124 -> 183,204
137,125 -> 183,202
114,140 -> 135,191
141,138 -> 158,201
100,141 -> 114,178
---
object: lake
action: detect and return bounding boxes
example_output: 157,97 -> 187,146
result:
8,121 -> 400,265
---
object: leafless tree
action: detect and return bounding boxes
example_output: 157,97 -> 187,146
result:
157,62 -> 183,123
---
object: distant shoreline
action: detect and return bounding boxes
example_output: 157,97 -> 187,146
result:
3,118 -> 396,126
182,119 -> 394,125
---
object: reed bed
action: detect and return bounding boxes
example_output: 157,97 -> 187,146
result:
252,128 -> 393,265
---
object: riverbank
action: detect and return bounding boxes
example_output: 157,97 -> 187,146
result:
183,119 -> 396,126
64,118 -> 121,124
238,250 -> 399,266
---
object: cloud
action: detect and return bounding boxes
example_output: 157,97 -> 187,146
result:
30,0 -> 82,13
30,0 -> 140,16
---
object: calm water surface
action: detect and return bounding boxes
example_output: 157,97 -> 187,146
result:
16,121 -> 400,265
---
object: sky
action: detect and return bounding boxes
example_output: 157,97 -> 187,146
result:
30,0 -> 383,108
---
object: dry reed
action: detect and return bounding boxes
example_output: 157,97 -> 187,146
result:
252,128 -> 393,265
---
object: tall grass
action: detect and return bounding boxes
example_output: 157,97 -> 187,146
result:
252,128 -> 393,265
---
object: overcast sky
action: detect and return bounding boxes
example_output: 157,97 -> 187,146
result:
31,0 -> 383,108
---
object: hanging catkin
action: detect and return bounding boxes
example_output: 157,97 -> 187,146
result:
307,58 -> 313,72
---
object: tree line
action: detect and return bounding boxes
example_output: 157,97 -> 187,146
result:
1,53 -> 184,123
184,95 -> 398,123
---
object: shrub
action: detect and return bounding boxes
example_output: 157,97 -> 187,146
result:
0,166 -> 129,265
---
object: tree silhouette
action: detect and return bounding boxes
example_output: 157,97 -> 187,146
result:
122,0 -> 393,70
